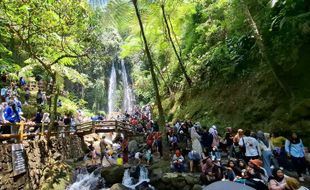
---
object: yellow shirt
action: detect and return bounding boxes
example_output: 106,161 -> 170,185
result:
116,157 -> 123,166
272,136 -> 286,147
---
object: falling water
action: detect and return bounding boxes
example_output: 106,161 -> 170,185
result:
89,0 -> 108,8
66,172 -> 104,190
108,63 -> 117,114
121,60 -> 135,114
122,166 -> 152,189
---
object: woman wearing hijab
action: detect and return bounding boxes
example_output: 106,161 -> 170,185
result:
285,132 -> 306,182
257,131 -> 273,177
268,168 -> 287,190
190,123 -> 203,156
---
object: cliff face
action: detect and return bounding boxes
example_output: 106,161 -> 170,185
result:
0,136 -> 84,190
164,46 -> 310,146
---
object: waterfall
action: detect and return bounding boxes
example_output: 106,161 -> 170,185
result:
122,169 -> 133,186
122,166 -> 152,189
66,172 -> 104,190
120,60 -> 135,114
108,63 -> 117,114
89,0 -> 108,7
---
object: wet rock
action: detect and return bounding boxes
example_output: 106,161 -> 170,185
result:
150,168 -> 163,182
192,184 -> 202,190
129,165 -> 140,179
101,166 -> 125,186
135,181 -> 151,190
110,183 -> 131,190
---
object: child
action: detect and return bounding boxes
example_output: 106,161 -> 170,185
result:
116,154 -> 123,166
144,146 -> 152,166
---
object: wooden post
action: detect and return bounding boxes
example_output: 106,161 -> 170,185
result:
19,122 -> 25,142
40,123 -> 44,139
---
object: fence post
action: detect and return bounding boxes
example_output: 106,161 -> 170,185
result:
41,123 -> 44,139
19,121 -> 25,142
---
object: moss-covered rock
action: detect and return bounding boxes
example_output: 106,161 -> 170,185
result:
101,165 -> 125,186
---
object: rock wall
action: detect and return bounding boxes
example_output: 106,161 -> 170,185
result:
0,135 -> 84,190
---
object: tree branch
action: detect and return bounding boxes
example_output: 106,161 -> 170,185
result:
50,53 -> 88,66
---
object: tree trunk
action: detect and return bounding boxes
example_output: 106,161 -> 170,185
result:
48,73 -> 58,137
241,1 -> 293,98
154,63 -> 173,95
161,4 -> 192,87
132,0 -> 165,130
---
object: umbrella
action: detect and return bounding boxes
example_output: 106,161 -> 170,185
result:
203,181 -> 255,190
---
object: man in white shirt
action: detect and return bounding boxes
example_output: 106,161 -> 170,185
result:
239,130 -> 260,162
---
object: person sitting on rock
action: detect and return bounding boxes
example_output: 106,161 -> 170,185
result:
188,150 -> 201,172
238,159 -> 268,190
268,167 -> 287,190
200,156 -> 222,185
171,149 -> 185,172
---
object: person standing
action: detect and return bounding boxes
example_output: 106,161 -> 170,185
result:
285,132 -> 306,182
257,131 -> 273,177
239,130 -> 260,162
190,123 -> 203,156
100,136 -> 107,164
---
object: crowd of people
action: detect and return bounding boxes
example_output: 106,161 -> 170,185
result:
1,74 -> 309,189
166,121 -> 309,190
0,74 -> 87,141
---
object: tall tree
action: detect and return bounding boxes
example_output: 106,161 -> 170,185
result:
240,0 -> 293,98
160,2 -> 192,87
131,0 -> 165,129
0,0 -> 91,133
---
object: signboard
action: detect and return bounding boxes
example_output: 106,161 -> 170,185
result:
12,144 -> 26,176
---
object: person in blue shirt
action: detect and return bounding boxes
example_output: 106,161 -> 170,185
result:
4,100 -> 20,123
285,132 -> 306,182
19,77 -> 26,87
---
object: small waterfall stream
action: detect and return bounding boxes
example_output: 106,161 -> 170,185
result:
108,63 -> 117,114
120,60 -> 135,114
67,166 -> 153,190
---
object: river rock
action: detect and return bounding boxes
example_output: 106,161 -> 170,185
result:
149,168 -> 163,182
129,165 -> 140,179
101,165 -> 125,186
135,181 -> 151,190
192,184 -> 202,190
183,174 -> 199,184
110,183 -> 131,190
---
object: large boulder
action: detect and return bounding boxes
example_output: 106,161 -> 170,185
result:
101,166 -> 125,186
151,172 -> 202,190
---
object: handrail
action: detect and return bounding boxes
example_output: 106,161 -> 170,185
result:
0,120 -> 143,142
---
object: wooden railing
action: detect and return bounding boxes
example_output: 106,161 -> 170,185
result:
0,120 -> 142,142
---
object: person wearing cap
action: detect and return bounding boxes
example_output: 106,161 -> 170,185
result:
172,149 -> 185,172
243,159 -> 268,189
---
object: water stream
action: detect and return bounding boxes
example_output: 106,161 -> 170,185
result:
108,63 -> 117,114
67,166 -> 152,190
120,60 -> 135,114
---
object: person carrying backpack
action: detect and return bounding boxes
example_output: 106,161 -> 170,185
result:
285,132 -> 306,182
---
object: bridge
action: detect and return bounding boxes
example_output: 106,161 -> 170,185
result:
0,120 -> 143,143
